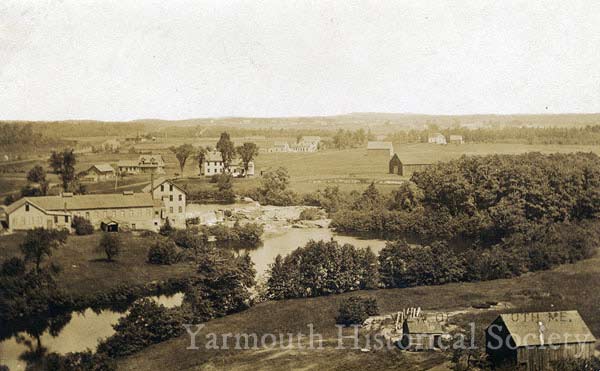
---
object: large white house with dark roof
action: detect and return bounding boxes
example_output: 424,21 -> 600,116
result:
117,155 -> 165,175
199,151 -> 254,177
142,178 -> 187,228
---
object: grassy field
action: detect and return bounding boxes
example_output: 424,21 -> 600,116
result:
0,232 -> 195,297
118,250 -> 600,370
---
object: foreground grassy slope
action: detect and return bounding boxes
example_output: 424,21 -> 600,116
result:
118,251 -> 600,370
0,232 -> 194,297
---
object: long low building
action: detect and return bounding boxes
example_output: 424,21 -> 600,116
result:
1,192 -> 163,232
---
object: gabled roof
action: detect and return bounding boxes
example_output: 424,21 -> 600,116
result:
404,318 -> 446,334
429,133 -> 445,138
139,154 -> 164,165
142,178 -> 187,194
491,311 -> 596,347
88,164 -> 115,173
117,160 -> 139,167
205,151 -> 223,162
5,193 -> 157,213
367,141 -> 393,150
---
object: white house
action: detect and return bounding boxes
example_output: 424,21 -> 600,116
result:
291,136 -> 320,152
118,155 -> 165,175
268,141 -> 291,153
449,135 -> 464,144
200,151 -> 254,177
428,133 -> 447,145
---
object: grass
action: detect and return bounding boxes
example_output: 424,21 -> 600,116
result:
117,250 -> 600,370
0,232 -> 195,297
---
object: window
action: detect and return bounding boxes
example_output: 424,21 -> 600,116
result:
169,184 -> 173,191
169,195 -> 173,202
160,184 -> 164,191
178,206 -> 182,213
54,216 -> 58,223
86,212 -> 90,219
178,194 -> 182,201
169,207 -> 173,213
25,204 -> 30,212
132,223 -> 136,230
155,211 -> 159,216
64,216 -> 69,223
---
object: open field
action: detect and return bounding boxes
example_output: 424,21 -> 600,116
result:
119,250 -> 600,370
0,232 -> 195,297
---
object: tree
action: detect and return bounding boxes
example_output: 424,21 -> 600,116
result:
196,146 -> 208,175
170,144 -> 195,175
236,142 -> 259,175
216,132 -> 235,170
20,228 -> 68,273
27,165 -> 46,184
97,233 -> 121,261
335,297 -> 379,326
71,216 -> 93,235
48,149 -> 77,191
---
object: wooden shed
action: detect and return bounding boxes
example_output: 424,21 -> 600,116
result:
486,311 -> 596,371
399,317 -> 448,351
100,217 -> 119,232
388,154 -> 434,177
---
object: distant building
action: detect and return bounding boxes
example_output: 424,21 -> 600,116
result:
101,139 -> 120,152
200,151 -> 254,177
143,178 -> 187,228
117,155 -> 165,175
449,135 -> 464,144
389,154 -> 434,177
290,136 -> 321,152
268,141 -> 291,153
1,192 -> 162,232
428,133 -> 447,145
486,311 -> 596,371
80,164 -> 115,182
367,141 -> 394,160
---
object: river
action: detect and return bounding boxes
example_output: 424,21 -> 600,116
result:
0,222 -> 386,369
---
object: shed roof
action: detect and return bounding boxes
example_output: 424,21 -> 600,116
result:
367,141 -> 393,150
492,311 -> 596,347
404,318 -> 446,334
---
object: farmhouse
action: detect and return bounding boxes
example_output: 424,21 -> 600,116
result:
428,133 -> 446,145
117,154 -> 165,175
449,135 -> 464,144
80,164 -> 115,182
400,317 -> 448,351
367,142 -> 394,162
1,192 -> 162,232
486,311 -> 596,371
389,154 -> 434,177
268,141 -> 291,153
290,136 -> 320,152
199,151 -> 254,177
142,178 -> 187,228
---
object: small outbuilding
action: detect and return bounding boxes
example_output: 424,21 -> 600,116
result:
486,311 -> 596,371
400,317 -> 448,351
449,135 -> 464,144
100,217 -> 119,232
389,154 -> 433,177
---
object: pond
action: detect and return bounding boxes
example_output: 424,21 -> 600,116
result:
0,224 -> 386,369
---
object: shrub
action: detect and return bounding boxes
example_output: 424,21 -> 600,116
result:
72,216 -> 94,235
298,208 -> 321,221
96,233 -> 122,261
147,239 -> 180,265
44,350 -> 116,371
1,257 -> 26,276
335,296 -> 379,326
159,218 -> 175,236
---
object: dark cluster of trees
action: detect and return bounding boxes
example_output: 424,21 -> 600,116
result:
325,128 -> 372,149
264,240 -> 379,300
0,123 -> 59,148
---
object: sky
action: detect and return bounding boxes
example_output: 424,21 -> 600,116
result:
1,0 -> 599,121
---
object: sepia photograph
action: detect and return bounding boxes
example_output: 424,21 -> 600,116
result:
1,1 -> 600,370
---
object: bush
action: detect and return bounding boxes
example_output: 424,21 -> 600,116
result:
96,233 -> 122,261
335,296 -> 379,326
298,208 -> 322,221
72,216 -> 94,235
44,350 -> 116,371
147,239 -> 180,265
1,257 -> 26,276
159,218 -> 175,236
96,298 -> 183,358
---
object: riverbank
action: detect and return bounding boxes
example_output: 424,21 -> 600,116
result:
118,253 -> 600,370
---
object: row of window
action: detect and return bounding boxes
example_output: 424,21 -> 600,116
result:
12,215 -> 69,227
161,194 -> 183,202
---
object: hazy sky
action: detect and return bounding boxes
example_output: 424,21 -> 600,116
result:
1,1 -> 599,121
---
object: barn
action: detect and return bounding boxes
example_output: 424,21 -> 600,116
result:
388,154 -> 433,177
367,141 -> 394,160
486,311 -> 596,371
399,317 -> 448,351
